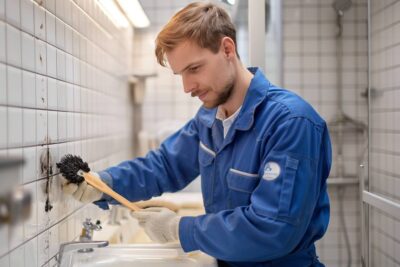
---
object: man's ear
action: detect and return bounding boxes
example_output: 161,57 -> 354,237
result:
220,37 -> 236,59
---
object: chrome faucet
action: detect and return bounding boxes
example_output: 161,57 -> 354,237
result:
80,218 -> 102,241
57,240 -> 109,265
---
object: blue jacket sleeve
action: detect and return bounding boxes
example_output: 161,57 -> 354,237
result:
95,120 -> 200,208
179,117 -> 331,262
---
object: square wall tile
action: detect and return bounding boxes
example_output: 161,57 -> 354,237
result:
56,18 -> 65,50
34,3 -> 45,41
71,2 -> 79,30
0,255 -> 9,267
67,112 -> 74,140
58,111 -> 66,142
73,86 -> 80,112
46,11 -> 56,46
7,107 -> 23,147
57,81 -> 66,111
65,25 -> 73,54
35,39 -> 46,75
37,230 -> 49,266
21,32 -> 35,72
36,110 -> 47,145
58,220 -> 68,245
0,0 -> 4,19
22,146 -> 36,183
55,0 -> 64,21
0,107 -> 6,148
48,223 -> 59,258
56,49 -> 66,81
21,0 -> 34,34
22,108 -> 36,147
45,0 -> 55,13
7,66 -> 22,106
72,30 -> 79,58
35,74 -> 47,109
74,113 -> 81,139
22,70 -> 36,108
65,53 -> 73,83
66,83 -> 73,111
5,0 -> 20,28
24,237 -> 38,267
48,111 -> 57,143
0,63 -> 5,104
64,0 -> 71,25
0,22 -> 5,62
47,44 -> 56,78
6,24 -> 21,67
9,244 -> 23,267
73,57 -> 80,85
47,78 -> 57,110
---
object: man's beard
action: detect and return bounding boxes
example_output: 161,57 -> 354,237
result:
202,80 -> 235,109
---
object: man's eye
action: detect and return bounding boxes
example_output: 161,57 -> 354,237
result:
189,66 -> 199,72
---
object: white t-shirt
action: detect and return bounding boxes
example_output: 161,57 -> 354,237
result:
216,106 -> 242,138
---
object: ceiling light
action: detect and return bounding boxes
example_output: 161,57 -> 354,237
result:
117,0 -> 150,28
97,0 -> 130,28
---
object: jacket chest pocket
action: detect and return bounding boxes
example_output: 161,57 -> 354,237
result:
227,168 -> 260,208
198,142 -> 216,207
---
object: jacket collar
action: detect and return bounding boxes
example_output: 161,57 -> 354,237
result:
197,67 -> 270,131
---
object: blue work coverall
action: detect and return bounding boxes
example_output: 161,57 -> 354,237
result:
96,68 -> 332,267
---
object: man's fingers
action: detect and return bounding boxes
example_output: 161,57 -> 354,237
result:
81,184 -> 101,203
141,207 -> 164,213
73,182 -> 87,200
131,211 -> 155,225
62,182 -> 78,195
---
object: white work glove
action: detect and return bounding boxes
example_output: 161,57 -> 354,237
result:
61,172 -> 103,203
131,207 -> 181,243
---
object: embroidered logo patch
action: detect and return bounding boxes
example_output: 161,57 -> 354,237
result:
262,162 -> 281,180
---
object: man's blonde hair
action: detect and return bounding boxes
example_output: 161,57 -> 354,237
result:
155,2 -> 238,67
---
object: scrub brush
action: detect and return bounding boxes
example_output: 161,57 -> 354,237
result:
57,154 -> 141,212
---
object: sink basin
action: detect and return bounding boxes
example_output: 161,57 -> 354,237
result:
59,243 -> 217,267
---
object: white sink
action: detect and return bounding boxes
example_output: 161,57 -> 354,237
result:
59,243 -> 217,267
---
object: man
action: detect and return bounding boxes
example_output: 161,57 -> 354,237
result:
62,2 -> 332,266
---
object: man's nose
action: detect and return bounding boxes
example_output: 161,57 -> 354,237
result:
182,75 -> 196,94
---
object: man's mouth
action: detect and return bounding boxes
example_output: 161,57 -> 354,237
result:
192,90 -> 208,101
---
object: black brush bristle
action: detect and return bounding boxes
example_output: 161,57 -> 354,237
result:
56,154 -> 91,184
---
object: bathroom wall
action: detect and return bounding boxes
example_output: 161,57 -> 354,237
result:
369,0 -> 400,265
0,0 -> 134,266
137,0 -> 368,266
283,0 -> 368,266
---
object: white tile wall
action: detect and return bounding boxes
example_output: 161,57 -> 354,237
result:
21,32 -> 35,72
6,25 -> 21,67
22,70 -> 35,108
0,0 -> 134,266
20,0 -> 34,35
369,0 -> 400,265
7,66 -> 22,106
0,63 -> 6,104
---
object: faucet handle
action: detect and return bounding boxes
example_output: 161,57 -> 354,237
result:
80,218 -> 102,241
82,218 -> 102,230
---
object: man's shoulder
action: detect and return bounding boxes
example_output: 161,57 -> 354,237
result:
260,86 -> 326,127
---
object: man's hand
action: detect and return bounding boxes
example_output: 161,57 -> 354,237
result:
61,172 -> 103,203
131,207 -> 181,243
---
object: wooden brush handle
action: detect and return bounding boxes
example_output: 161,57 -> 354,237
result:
82,171 -> 141,212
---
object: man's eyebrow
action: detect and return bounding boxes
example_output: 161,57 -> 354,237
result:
174,60 -> 204,75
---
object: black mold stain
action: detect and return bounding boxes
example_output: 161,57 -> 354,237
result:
39,143 -> 54,213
